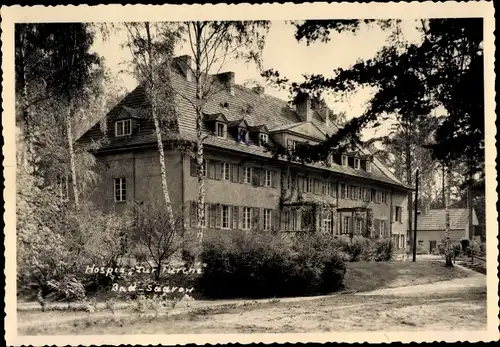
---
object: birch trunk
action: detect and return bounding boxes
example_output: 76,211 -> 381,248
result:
444,166 -> 453,267
145,23 -> 175,230
67,105 -> 79,207
194,22 -> 206,252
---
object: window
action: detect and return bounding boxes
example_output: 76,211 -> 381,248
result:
237,127 -> 249,144
379,220 -> 386,237
265,170 -> 272,187
375,191 -> 382,203
263,209 -> 272,230
202,159 -> 207,177
341,155 -> 348,167
358,187 -> 363,200
306,177 -> 313,193
222,162 -> 230,180
395,206 -> 403,222
216,122 -> 226,138
325,181 -> 331,195
322,211 -> 332,233
354,158 -> 361,170
363,188 -> 369,201
399,234 -> 405,249
366,161 -> 372,172
418,240 -> 424,247
291,211 -> 298,231
114,178 -> 126,202
283,211 -> 290,231
243,167 -> 252,184
287,174 -> 291,190
350,186 -> 357,200
343,216 -> 351,234
382,192 -> 388,204
356,218 -> 363,234
115,120 -> 132,137
259,133 -> 268,146
242,207 -> 252,230
221,205 -> 231,229
370,189 -> 376,202
320,181 -> 326,195
340,183 -> 349,199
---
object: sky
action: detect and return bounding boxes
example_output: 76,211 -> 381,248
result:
91,20 -> 425,140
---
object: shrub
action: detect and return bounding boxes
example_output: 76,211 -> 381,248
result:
373,238 -> 394,261
198,230 -> 346,299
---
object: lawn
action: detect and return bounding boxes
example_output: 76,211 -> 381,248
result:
17,260 -> 483,335
343,260 -> 471,292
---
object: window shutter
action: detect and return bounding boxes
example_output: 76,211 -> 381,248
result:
259,169 -> 265,186
271,171 -> 278,188
190,159 -> 196,177
391,207 -> 395,222
239,165 -> 244,183
208,161 -> 216,179
232,206 -> 239,230
190,201 -> 197,227
298,176 -> 303,192
215,204 -> 221,229
375,219 -> 380,236
208,204 -> 216,228
385,220 -> 389,237
231,164 -> 238,182
272,209 -> 279,230
214,162 -> 222,180
252,168 -> 260,187
253,207 -> 260,230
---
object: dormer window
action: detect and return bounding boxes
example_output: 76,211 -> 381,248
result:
259,133 -> 268,146
354,158 -> 361,170
216,122 -> 227,138
115,119 -> 132,137
366,161 -> 372,172
341,155 -> 348,167
237,127 -> 249,144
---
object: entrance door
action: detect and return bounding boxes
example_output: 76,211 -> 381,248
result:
429,240 -> 437,253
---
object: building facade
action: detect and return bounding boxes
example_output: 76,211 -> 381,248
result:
78,55 -> 411,249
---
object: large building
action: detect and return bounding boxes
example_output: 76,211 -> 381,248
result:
77,55 -> 411,249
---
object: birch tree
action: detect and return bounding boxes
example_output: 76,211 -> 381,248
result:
124,22 -> 182,229
179,21 -> 270,251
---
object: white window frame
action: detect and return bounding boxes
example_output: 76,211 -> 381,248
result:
343,216 -> 351,234
114,178 -> 126,202
237,127 -> 249,144
322,211 -> 332,233
263,209 -> 272,230
222,162 -> 230,180
356,218 -> 363,234
399,234 -> 405,248
221,205 -> 231,229
216,122 -> 226,138
344,184 -> 349,199
341,155 -> 348,167
283,211 -> 290,231
265,170 -> 272,187
242,207 -> 252,230
115,119 -> 132,137
354,158 -> 361,170
259,133 -> 268,146
379,220 -> 386,237
243,166 -> 252,184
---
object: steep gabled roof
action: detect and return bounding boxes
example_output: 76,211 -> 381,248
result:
416,208 -> 479,231
77,68 -> 409,190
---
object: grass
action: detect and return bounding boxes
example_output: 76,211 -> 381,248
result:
343,260 -> 471,292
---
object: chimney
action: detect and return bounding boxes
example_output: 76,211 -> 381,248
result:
216,71 -> 235,96
313,99 -> 331,127
252,85 -> 265,95
295,92 -> 312,122
174,55 -> 193,82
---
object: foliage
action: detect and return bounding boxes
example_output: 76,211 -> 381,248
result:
198,230 -> 346,299
131,202 -> 195,280
372,238 -> 394,262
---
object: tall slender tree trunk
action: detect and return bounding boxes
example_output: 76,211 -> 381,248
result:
467,159 -> 474,241
145,23 -> 175,229
405,133 -> 413,252
67,104 -> 79,207
194,22 -> 206,257
444,166 -> 453,267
